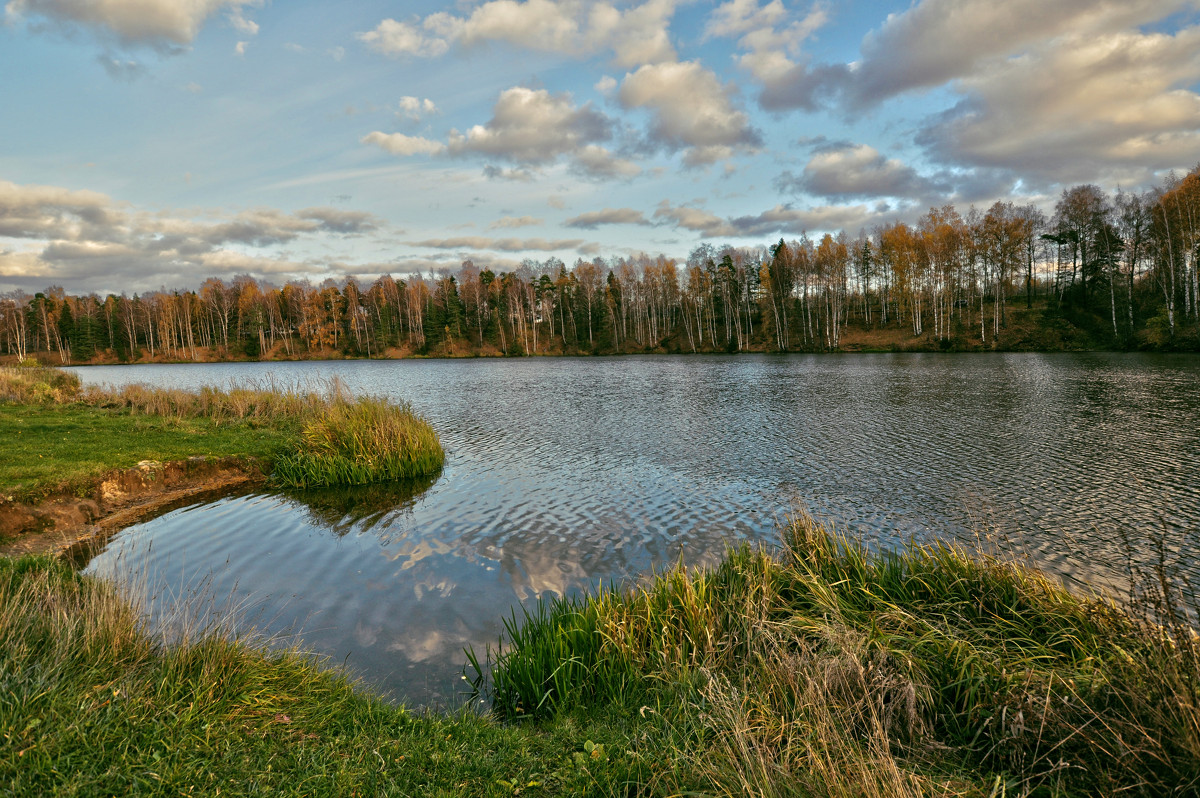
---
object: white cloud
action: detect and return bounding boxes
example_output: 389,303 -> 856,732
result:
357,18 -> 450,58
447,87 -> 612,165
651,197 -> 878,239
0,178 -> 377,293
619,61 -> 761,165
361,131 -> 447,157
572,145 -> 641,179
706,0 -> 828,85
95,54 -> 146,80
782,144 -> 946,200
564,207 -> 650,228
850,0 -> 1187,106
235,40 -> 249,56
228,7 -> 258,36
397,96 -> 439,122
6,0 -> 259,47
917,23 -> 1200,185
358,0 -> 679,68
652,201 -> 732,236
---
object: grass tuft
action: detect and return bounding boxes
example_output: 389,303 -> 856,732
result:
271,395 -> 444,488
0,361 -> 81,404
473,512 -> 1200,796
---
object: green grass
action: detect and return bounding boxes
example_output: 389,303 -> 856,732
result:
472,514 -> 1200,796
0,403 -> 290,503
0,364 -> 444,501
0,556 -> 687,797
3,516 -> 1197,796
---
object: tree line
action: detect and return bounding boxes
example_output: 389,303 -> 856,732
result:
3,169 -> 1198,363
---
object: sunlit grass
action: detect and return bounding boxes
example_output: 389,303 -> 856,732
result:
272,396 -> 444,488
0,364 -> 444,497
0,556 -> 674,797
0,404 -> 287,503
472,513 -> 1200,796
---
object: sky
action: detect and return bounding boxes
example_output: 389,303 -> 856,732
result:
2,0 -> 1199,296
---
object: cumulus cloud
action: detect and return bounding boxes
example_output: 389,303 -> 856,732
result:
361,131 -> 446,157
706,0 -> 828,87
751,0 -> 1197,114
848,0 -> 1185,107
227,6 -> 258,36
358,18 -> 451,58
652,201 -> 732,236
96,54 -> 147,80
572,145 -> 641,179
5,0 -> 260,48
778,144 -> 948,200
725,203 -> 875,237
447,87 -> 612,164
397,96 -> 439,122
0,180 -> 120,240
564,207 -> 650,228
482,165 -> 537,181
619,61 -> 762,165
651,198 -> 878,239
357,0 -> 679,68
298,207 -> 380,235
917,23 -> 1200,185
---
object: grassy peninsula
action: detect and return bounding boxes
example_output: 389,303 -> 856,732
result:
0,363 -> 444,509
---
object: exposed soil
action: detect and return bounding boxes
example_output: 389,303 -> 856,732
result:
0,456 -> 269,557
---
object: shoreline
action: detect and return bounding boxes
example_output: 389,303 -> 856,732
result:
0,456 -> 268,558
8,343 -> 1198,372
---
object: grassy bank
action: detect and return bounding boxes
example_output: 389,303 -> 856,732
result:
0,363 -> 443,504
0,555 -> 665,797
473,515 -> 1200,796
2,516 -> 1196,796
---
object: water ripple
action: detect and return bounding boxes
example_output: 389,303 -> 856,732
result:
78,353 -> 1200,706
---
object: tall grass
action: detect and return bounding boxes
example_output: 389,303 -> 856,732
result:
271,396 -> 444,488
0,361 -> 81,403
472,513 -> 1200,795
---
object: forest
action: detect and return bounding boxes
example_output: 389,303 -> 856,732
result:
3,168 -> 1199,363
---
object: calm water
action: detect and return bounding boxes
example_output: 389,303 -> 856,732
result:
72,354 -> 1200,706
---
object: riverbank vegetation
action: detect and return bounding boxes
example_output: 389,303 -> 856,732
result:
0,363 -> 443,503
473,514 -> 1200,796
3,169 -> 1198,363
2,516 -> 1196,796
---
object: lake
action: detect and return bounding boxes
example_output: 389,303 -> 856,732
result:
70,353 -> 1200,707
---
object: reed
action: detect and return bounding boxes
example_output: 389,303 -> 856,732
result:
271,396 -> 444,488
474,513 -> 1200,795
0,361 -> 81,404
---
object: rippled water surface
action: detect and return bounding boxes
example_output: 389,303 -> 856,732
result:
74,354 -> 1200,706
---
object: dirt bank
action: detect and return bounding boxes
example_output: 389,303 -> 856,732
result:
0,456 -> 269,557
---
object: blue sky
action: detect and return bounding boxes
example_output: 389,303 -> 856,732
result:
2,0 -> 1199,294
